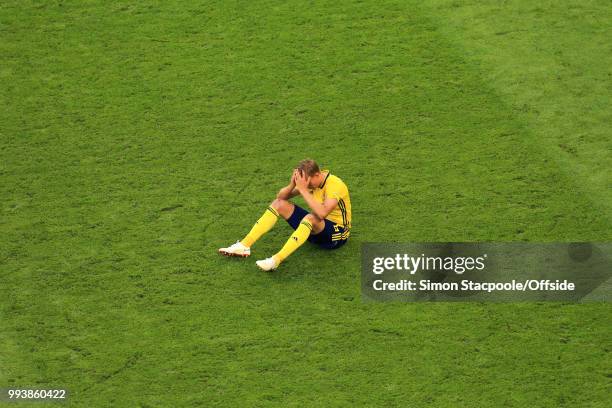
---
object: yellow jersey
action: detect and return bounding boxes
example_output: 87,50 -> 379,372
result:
312,171 -> 352,234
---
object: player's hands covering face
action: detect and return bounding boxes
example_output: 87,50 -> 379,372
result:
291,169 -> 300,187
294,170 -> 310,191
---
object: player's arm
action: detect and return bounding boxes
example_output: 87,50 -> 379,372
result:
301,191 -> 337,219
277,170 -> 301,200
277,186 -> 300,199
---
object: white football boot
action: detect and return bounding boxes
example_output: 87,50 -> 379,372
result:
256,257 -> 278,271
218,241 -> 251,257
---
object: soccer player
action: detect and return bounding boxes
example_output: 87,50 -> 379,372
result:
219,159 -> 352,271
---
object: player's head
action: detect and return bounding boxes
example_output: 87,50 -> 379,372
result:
297,159 -> 324,188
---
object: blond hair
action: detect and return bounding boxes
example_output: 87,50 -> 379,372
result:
297,159 -> 320,176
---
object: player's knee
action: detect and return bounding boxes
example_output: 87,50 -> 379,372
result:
270,198 -> 288,211
303,213 -> 321,224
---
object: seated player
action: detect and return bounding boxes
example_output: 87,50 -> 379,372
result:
219,159 -> 352,271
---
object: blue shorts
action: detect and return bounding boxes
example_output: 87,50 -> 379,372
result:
286,204 -> 348,249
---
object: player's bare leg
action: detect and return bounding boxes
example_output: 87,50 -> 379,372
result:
269,198 -> 295,220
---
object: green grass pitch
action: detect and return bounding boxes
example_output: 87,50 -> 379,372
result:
1,0 -> 610,406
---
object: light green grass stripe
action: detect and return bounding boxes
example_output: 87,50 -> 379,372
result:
424,0 -> 612,222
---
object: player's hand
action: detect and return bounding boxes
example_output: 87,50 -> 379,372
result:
295,170 -> 310,191
290,169 -> 299,187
